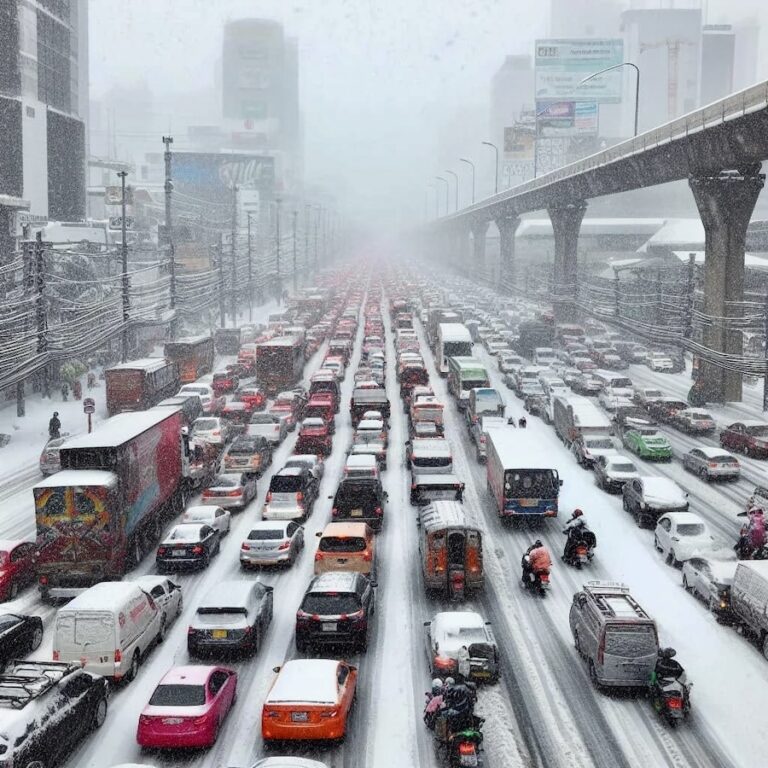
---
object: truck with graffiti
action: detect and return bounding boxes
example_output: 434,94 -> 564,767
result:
32,408 -> 190,601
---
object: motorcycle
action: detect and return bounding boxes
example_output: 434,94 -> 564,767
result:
425,687 -> 484,767
562,530 -> 597,569
649,649 -> 692,726
522,565 -> 551,596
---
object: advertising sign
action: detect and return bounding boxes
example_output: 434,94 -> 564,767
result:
535,38 -> 623,103
173,152 -> 275,205
105,186 -> 134,206
536,101 -> 598,137
503,127 -> 535,160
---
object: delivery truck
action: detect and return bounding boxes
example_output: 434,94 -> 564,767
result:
255,335 -> 304,395
32,409 -> 190,601
552,394 -> 613,447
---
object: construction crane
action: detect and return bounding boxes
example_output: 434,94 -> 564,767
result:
639,38 -> 697,121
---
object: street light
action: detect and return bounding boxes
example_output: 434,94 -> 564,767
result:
445,170 -> 459,212
435,176 -> 449,216
459,158 -> 475,204
579,61 -> 640,137
481,141 -> 499,195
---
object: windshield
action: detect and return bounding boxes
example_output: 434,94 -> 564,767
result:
194,419 -> 218,431
746,426 -> 768,436
503,469 -> 558,497
677,524 -> 706,536
319,536 -> 366,553
586,438 -> 613,449
149,684 -> 206,707
270,474 -> 303,493
301,593 -> 360,614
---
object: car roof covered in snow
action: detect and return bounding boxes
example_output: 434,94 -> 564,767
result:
266,659 -> 342,705
33,469 -> 117,489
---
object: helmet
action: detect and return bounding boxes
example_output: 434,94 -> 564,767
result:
533,539 -> 543,549
444,677 -> 455,687
572,509 -> 583,518
53,412 -> 58,417
431,678 -> 443,694
658,647 -> 677,659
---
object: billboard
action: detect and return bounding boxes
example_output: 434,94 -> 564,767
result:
504,126 -> 535,160
172,152 -> 275,206
535,38 -> 623,103
536,101 -> 598,137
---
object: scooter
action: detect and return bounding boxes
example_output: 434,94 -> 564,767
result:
649,648 -> 692,726
562,531 -> 597,569
522,566 -> 551,597
446,716 -> 485,767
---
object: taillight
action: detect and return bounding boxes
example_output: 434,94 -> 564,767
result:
192,545 -> 204,555
363,550 -> 372,562
278,541 -> 290,551
139,714 -> 152,725
53,650 -> 59,660
315,551 -> 323,561
296,609 -> 311,622
708,462 -> 718,468
212,430 -> 221,436
665,694 -> 684,709
266,492 -> 273,503
227,489 -> 242,497
375,506 -> 383,516
434,655 -> 455,670
458,742 -> 477,756
320,709 -> 339,719
157,547 -> 167,556
597,635 -> 605,665
241,542 -> 250,551
115,648 -> 122,663
332,507 -> 339,517
297,492 -> 304,502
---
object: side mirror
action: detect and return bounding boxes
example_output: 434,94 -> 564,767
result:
423,620 -> 430,627
559,479 -> 564,487
273,666 -> 281,673
327,494 -> 333,499
316,531 -> 323,538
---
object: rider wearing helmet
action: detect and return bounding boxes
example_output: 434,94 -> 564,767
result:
653,648 -> 684,683
562,509 -> 591,560
522,540 -> 551,583
423,678 -> 446,729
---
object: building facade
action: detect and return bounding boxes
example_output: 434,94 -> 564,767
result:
0,0 -> 88,260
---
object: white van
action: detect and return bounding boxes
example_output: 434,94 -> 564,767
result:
533,347 -> 557,367
53,581 -> 162,683
592,371 -> 634,399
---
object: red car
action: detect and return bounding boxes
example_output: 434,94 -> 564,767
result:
236,386 -> 266,411
720,421 -> 768,458
0,540 -> 35,601
304,393 -> 336,434
137,665 -> 237,749
212,370 -> 240,396
295,417 -> 333,456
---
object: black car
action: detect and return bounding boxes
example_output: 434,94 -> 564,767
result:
0,660 -> 108,765
296,571 -> 375,652
330,476 -> 388,531
156,523 -> 221,572
0,612 -> 43,667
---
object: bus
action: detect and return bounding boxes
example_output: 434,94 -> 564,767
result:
163,335 -> 215,383
256,335 -> 304,395
447,356 -> 489,410
105,358 -> 180,416
486,428 -> 562,519
437,323 -> 473,376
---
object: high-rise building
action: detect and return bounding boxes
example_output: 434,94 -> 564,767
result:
221,19 -> 301,191
549,0 -> 623,38
0,0 -> 89,257
621,8 -> 702,133
700,25 -> 735,106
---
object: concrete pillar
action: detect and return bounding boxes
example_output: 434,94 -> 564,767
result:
471,220 -> 490,280
496,215 -> 520,291
548,201 -> 587,324
689,166 -> 765,403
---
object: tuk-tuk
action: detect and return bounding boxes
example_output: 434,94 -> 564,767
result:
417,501 -> 483,600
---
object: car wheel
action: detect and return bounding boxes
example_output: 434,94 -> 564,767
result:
762,633 -> 768,662
157,615 -> 167,644
682,575 -> 691,592
588,660 -> 600,690
29,625 -> 43,651
654,535 -> 661,552
574,629 -> 583,656
25,760 -> 48,768
176,595 -> 184,617
127,651 -> 140,683
671,552 -> 681,568
8,580 -> 19,600
698,467 -> 708,480
92,696 -> 108,729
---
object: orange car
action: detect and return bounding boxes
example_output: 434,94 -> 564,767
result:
314,522 -> 375,576
262,659 -> 357,743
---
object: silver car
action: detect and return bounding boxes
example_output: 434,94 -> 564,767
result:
201,473 -> 257,510
683,447 -> 740,481
247,412 -> 288,445
39,436 -> 68,476
240,520 -> 305,568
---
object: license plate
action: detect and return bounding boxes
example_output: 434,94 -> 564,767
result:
291,711 -> 308,722
163,717 -> 183,725
172,550 -> 186,557
520,499 -> 536,507
351,508 -> 363,517
322,622 -> 337,632
212,629 -> 228,639
472,669 -> 490,678
336,558 -> 348,564
430,490 -> 456,500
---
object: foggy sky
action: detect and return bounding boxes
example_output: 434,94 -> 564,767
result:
89,0 -> 768,230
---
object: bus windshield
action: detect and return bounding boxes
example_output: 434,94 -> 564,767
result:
503,469 -> 559,498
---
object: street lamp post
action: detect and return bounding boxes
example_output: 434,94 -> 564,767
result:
459,158 -> 475,204
579,61 -> 640,137
246,212 -> 254,321
304,204 -> 311,273
292,209 -> 298,294
275,197 -> 282,303
481,141 -> 499,195
117,170 -> 129,362
435,176 -> 449,216
230,184 -> 238,325
445,170 -> 459,212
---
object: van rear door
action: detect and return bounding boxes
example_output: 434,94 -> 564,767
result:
55,611 -> 115,671
600,623 -> 657,685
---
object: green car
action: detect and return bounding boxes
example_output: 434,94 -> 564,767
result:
622,426 -> 672,461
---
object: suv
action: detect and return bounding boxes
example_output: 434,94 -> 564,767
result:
263,467 -> 318,521
296,571 -> 375,652
622,476 -> 689,527
331,476 -> 388,531
223,434 -> 273,476
0,660 -> 109,766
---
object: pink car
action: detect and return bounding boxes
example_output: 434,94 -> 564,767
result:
137,665 -> 237,749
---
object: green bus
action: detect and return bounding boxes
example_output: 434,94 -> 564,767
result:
447,356 -> 490,411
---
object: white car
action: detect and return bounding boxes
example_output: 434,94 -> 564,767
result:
182,504 -> 232,536
634,387 -> 664,406
681,555 -> 739,616
593,454 -> 640,493
284,454 -> 325,482
654,512 -> 715,566
598,391 -> 634,413
132,575 -> 184,627
647,352 -> 674,372
191,416 -> 228,445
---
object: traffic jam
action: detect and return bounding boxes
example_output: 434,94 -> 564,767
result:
2,269 -> 768,768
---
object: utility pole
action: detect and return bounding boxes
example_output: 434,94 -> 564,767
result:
313,206 -> 320,271
213,245 -> 226,328
275,197 -> 282,302
764,290 -> 768,411
118,170 -> 130,362
292,209 -> 298,294
230,185 -> 238,324
684,253 -> 696,339
35,232 -> 50,398
247,213 -> 254,322
304,204 -> 311,275
162,136 -> 176,337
